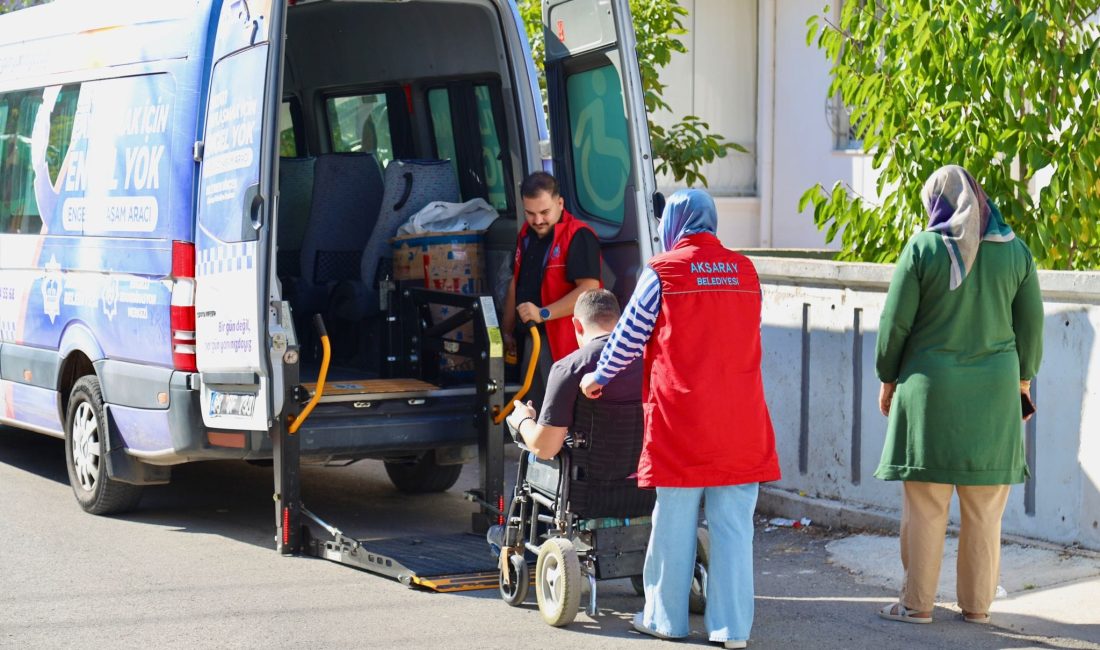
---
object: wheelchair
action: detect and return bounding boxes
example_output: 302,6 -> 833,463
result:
496,398 -> 709,627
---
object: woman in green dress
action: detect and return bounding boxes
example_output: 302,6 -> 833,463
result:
875,165 -> 1043,625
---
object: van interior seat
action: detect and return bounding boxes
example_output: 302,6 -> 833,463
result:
293,152 -> 384,320
361,159 -> 461,292
276,156 -> 316,280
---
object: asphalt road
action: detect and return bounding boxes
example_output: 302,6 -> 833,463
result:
1,426 -> 1094,650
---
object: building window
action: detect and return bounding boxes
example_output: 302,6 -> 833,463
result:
652,0 -> 758,196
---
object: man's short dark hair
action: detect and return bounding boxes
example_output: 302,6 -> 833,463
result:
574,289 -> 619,328
520,171 -> 560,199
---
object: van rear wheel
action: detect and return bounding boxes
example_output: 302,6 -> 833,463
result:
64,376 -> 143,515
383,451 -> 463,493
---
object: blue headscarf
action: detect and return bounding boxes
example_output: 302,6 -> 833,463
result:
660,189 -> 718,250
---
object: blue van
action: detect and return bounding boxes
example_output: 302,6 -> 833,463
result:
0,0 -> 658,515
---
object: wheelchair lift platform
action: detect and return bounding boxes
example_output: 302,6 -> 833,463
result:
303,515 -> 505,592
271,289 -> 510,593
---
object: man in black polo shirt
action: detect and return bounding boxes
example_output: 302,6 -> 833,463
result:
503,172 -> 601,407
505,289 -> 642,460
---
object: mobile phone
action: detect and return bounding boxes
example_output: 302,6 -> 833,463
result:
1021,392 -> 1036,419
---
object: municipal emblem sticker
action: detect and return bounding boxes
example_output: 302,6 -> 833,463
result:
101,278 -> 119,321
552,245 -> 561,259
41,256 -> 62,324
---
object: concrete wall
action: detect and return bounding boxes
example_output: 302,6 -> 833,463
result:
753,256 -> 1100,551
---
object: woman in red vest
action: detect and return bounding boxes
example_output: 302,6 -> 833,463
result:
503,172 -> 601,403
581,189 -> 780,649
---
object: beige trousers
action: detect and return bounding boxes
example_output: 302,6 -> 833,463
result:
899,481 -> 1012,614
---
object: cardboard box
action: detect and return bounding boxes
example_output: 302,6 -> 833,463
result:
392,230 -> 485,291
391,230 -> 487,375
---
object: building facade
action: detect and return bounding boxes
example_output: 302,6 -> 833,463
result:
654,0 -> 881,251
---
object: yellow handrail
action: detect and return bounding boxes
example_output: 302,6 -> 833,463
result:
493,323 -> 540,424
289,315 -> 330,434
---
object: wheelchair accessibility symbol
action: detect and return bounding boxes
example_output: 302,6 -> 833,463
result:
571,67 -> 629,214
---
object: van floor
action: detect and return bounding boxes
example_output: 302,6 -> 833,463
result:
298,362 -> 443,401
299,362 -> 374,384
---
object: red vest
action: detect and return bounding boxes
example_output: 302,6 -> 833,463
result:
638,233 -> 781,488
514,209 -> 601,361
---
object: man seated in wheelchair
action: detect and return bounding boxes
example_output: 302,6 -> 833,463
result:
500,287 -> 652,545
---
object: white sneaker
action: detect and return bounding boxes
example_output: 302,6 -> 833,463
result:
631,612 -> 684,640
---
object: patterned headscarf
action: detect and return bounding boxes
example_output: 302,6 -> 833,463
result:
660,189 -> 718,250
921,165 -> 1015,290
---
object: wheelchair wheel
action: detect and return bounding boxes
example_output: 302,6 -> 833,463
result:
499,552 -> 529,606
535,537 -> 582,627
689,526 -> 710,615
630,574 -> 645,597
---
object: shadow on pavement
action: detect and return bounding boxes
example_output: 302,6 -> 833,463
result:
0,426 -> 68,485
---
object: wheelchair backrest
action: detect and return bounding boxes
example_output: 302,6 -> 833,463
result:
569,397 -> 644,482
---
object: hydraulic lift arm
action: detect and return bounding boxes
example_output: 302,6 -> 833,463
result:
272,289 -> 509,556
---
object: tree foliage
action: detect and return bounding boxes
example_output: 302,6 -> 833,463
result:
0,0 -> 46,14
803,1 -> 1100,269
517,0 -> 744,187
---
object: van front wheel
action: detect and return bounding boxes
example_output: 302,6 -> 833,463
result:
383,451 -> 463,493
65,376 -> 143,515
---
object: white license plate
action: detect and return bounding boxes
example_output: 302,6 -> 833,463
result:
209,390 -> 257,417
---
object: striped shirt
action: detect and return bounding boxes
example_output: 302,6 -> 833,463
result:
592,267 -> 662,385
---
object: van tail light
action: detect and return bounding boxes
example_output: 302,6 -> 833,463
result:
171,241 -> 197,372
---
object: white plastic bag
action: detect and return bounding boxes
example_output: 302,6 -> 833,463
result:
397,198 -> 499,235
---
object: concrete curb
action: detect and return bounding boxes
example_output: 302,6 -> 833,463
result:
758,486 -> 1100,559
757,486 -> 900,535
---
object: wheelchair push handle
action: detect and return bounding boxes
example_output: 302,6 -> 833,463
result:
493,321 -> 540,425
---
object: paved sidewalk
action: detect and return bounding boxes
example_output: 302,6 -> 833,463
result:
826,532 -> 1100,645
2,430 -> 1096,649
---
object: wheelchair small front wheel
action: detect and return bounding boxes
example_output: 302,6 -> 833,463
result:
499,552 -> 529,606
535,537 -> 582,626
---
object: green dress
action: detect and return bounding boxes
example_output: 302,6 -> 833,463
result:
874,232 -> 1043,485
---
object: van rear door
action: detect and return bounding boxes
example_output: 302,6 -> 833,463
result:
542,0 -> 659,299
193,0 -> 286,430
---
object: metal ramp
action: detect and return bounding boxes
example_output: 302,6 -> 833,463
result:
306,526 -> 504,592
272,289 -> 510,591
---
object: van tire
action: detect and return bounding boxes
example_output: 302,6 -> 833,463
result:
64,376 -> 143,515
383,451 -> 463,493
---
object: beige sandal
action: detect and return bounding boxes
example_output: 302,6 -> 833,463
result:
878,602 -> 933,624
962,611 -> 991,624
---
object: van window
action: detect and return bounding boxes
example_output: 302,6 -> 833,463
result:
427,88 -> 458,173
326,92 -> 393,165
279,99 -> 301,157
474,85 -> 507,211
0,89 -> 43,234
426,82 -> 510,212
566,63 -> 630,226
46,84 -> 81,186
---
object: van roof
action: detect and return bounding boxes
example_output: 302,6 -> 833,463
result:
0,0 -> 205,86
0,0 -> 202,48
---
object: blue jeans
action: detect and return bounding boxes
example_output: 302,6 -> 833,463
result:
636,483 -> 759,642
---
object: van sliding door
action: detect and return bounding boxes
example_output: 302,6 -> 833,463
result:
193,0 -> 286,430
542,0 -> 659,302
